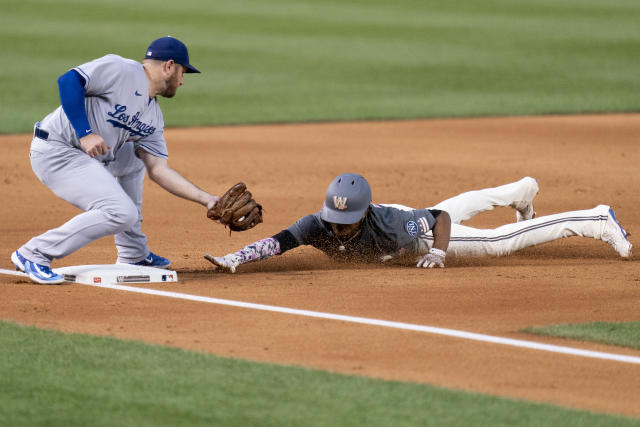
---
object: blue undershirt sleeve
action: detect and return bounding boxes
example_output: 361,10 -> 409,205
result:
57,70 -> 93,139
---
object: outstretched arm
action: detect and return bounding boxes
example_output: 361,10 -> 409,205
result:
204,236 -> 286,273
205,229 -> 302,273
138,149 -> 219,210
417,210 -> 451,268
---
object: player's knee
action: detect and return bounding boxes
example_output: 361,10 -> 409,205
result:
118,201 -> 139,229
103,199 -> 139,231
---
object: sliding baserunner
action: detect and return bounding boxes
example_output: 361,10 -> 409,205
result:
205,174 -> 632,272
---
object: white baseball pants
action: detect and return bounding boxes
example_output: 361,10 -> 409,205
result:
428,177 -> 609,257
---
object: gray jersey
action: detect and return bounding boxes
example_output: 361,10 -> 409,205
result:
38,54 -> 167,164
285,204 -> 437,262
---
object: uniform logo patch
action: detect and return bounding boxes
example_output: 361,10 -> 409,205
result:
333,196 -> 348,210
406,220 -> 418,236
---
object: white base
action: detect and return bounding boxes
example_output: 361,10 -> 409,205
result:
53,264 -> 178,285
0,268 -> 28,278
0,265 -> 178,285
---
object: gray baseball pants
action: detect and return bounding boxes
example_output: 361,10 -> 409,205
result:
19,138 -> 150,266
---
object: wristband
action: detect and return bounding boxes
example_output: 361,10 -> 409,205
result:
429,248 -> 446,258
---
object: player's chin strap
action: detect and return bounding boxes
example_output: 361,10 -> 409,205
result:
334,229 -> 362,251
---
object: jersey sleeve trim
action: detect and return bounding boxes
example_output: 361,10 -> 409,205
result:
134,142 -> 168,159
73,66 -> 90,87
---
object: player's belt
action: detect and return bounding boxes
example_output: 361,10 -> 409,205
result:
34,127 -> 49,141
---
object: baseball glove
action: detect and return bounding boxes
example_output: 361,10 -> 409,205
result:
207,182 -> 263,231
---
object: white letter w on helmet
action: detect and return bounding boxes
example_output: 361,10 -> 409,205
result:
333,196 -> 348,210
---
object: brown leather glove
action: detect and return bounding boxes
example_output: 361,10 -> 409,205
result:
207,182 -> 263,231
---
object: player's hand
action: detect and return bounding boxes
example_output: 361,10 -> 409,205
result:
206,196 -> 220,211
416,248 -> 446,268
80,133 -> 109,158
204,253 -> 241,273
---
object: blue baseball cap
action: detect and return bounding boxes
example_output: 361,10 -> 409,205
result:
145,36 -> 200,73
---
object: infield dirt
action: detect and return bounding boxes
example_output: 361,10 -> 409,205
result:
1,114 -> 639,417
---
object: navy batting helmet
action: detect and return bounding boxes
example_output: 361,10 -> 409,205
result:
320,173 -> 372,224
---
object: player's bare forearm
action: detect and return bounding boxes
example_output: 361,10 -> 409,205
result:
151,166 -> 216,207
431,210 -> 451,252
415,211 -> 451,269
140,150 -> 217,207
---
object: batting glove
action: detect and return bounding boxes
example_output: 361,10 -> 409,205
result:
416,248 -> 446,269
205,254 -> 241,273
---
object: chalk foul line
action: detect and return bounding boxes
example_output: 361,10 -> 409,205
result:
81,282 -> 640,365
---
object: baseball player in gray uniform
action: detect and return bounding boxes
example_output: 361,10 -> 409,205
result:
206,173 -> 632,272
11,37 -> 223,284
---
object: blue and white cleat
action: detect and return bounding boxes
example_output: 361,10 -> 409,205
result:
602,208 -> 632,258
11,250 -> 26,272
11,250 -> 64,285
123,252 -> 171,269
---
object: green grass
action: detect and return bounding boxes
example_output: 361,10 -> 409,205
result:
1,0 -> 639,133
522,321 -> 640,350
0,321 -> 638,426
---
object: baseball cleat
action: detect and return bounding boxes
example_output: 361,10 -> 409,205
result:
11,250 -> 27,272
602,208 -> 632,258
13,250 -> 64,284
512,177 -> 539,222
23,260 -> 64,285
513,200 -> 536,222
121,252 -> 171,268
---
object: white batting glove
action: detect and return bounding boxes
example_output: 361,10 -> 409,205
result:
204,254 -> 241,273
416,248 -> 446,269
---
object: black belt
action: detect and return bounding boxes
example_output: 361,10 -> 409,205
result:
34,127 -> 49,141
